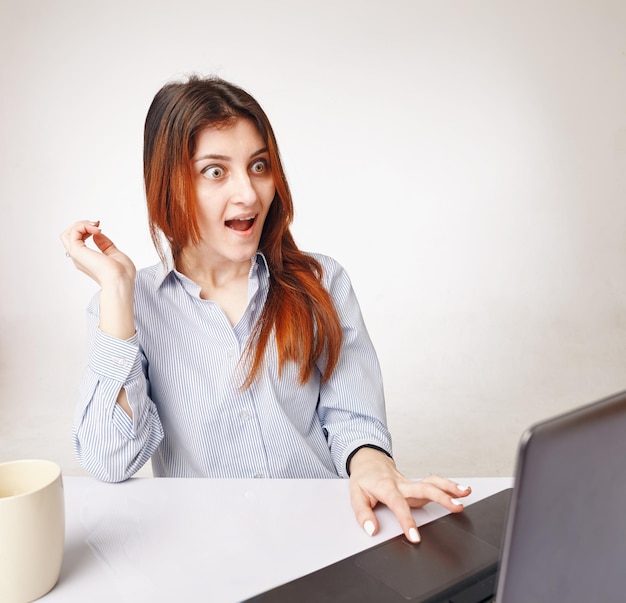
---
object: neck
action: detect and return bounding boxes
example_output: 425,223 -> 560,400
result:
176,249 -> 253,291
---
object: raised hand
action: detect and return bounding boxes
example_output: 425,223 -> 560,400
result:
61,220 -> 136,287
61,220 -> 136,340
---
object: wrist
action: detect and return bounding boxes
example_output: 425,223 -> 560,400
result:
346,445 -> 393,476
98,284 -> 136,340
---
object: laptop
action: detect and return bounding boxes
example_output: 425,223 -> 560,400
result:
244,389 -> 626,602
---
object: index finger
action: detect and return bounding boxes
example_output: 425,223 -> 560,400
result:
61,220 -> 101,252
377,482 -> 422,543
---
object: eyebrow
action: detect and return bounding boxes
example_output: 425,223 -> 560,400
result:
193,147 -> 268,163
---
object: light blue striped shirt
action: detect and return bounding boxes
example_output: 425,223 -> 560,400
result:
73,252 -> 391,482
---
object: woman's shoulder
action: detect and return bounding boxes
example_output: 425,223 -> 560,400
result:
136,262 -> 161,279
304,252 -> 352,288
134,262 -> 169,292
305,251 -> 342,272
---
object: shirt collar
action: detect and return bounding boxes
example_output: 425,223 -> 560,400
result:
153,251 -> 270,291
153,250 -> 175,290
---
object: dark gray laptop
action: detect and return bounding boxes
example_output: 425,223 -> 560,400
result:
245,389 -> 626,603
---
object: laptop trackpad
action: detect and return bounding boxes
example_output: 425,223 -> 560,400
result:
354,520 -> 500,601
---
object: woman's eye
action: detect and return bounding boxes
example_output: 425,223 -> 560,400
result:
203,166 -> 224,179
251,159 -> 268,174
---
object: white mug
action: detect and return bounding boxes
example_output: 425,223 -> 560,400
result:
0,459 -> 65,602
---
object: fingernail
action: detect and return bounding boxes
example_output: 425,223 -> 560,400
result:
409,527 -> 420,543
363,520 -> 375,536
451,498 -> 463,507
457,484 -> 470,492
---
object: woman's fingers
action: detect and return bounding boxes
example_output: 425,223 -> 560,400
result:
350,480 -> 421,542
349,483 -> 379,537
92,230 -> 118,255
61,220 -> 101,255
61,220 -> 136,286
400,476 -> 472,512
347,450 -> 472,544
379,483 -> 423,542
351,471 -> 472,544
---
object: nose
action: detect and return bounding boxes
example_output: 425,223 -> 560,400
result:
230,170 -> 257,205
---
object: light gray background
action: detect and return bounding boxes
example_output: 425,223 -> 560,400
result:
1,0 -> 625,479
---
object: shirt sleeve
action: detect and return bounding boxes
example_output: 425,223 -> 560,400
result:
314,256 -> 393,478
73,295 -> 164,482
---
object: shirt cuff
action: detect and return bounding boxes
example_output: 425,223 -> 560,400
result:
89,329 -> 142,383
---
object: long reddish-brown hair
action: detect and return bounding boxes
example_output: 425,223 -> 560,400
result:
143,75 -> 342,386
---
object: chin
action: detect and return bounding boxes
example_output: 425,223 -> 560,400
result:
229,249 -> 258,264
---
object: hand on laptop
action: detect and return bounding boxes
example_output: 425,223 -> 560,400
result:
348,447 -> 471,543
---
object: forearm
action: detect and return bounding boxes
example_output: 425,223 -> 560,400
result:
74,370 -> 163,482
96,278 -> 136,417
74,318 -> 163,481
98,279 -> 136,341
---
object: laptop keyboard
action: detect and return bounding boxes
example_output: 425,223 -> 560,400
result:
447,571 -> 497,603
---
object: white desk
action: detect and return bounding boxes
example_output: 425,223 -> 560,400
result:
43,476 -> 512,603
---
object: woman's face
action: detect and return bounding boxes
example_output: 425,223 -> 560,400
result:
190,118 -> 276,267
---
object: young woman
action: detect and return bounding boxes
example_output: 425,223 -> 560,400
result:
61,75 -> 470,543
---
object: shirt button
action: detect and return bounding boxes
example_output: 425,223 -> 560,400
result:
113,357 -> 127,367
227,348 -> 235,359
254,473 -> 264,479
240,410 -> 250,421
250,303 -> 256,311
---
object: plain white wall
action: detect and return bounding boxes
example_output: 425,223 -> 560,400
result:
1,0 -> 625,479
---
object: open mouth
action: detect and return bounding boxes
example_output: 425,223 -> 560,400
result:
225,216 -> 256,232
